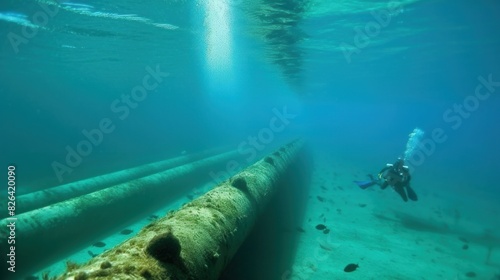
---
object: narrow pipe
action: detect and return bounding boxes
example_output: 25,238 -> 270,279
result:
0,149 -> 225,218
55,139 -> 304,280
0,149 -> 243,279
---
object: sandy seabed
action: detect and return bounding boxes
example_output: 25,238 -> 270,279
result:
287,151 -> 500,280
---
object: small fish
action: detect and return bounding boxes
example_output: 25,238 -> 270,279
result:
120,229 -> 133,235
148,214 -> 159,221
88,250 -> 97,257
465,271 -> 476,278
319,243 -> 332,251
458,237 -> 469,243
92,241 -> 106,248
323,228 -> 330,234
359,203 -> 367,208
296,227 -> 305,233
317,196 -> 325,202
315,224 -> 327,230
344,263 -> 359,272
462,244 -> 469,250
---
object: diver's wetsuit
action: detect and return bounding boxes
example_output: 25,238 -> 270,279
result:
377,164 -> 418,202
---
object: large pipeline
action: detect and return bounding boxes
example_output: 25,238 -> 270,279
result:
55,139 -> 304,280
0,149 -> 244,279
0,148 -> 225,218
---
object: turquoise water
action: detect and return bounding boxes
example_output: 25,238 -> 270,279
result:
1,0 -> 500,279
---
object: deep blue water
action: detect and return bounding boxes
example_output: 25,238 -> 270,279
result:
1,0 -> 500,268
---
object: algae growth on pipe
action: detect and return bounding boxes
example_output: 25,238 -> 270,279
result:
0,149 -> 243,278
55,139 -> 305,280
0,149 -> 224,218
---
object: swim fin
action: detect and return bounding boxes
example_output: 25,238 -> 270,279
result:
394,186 -> 408,202
354,180 -> 377,189
406,186 -> 418,201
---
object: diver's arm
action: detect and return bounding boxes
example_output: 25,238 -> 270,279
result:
403,173 -> 411,187
377,166 -> 390,178
403,166 -> 411,179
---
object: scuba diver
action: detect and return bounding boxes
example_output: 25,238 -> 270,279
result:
354,158 -> 418,202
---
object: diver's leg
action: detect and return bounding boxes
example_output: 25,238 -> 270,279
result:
380,181 -> 389,190
368,174 -> 383,187
394,186 -> 408,202
406,186 -> 418,201
354,180 -> 377,189
354,174 -> 380,189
